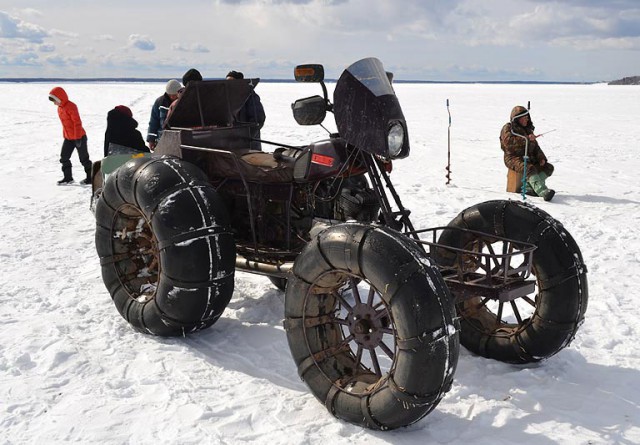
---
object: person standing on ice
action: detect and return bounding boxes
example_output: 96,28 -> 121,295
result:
146,79 -> 181,150
48,86 -> 93,185
226,70 -> 265,151
500,105 -> 555,201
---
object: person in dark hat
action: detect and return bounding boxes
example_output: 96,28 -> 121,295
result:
182,68 -> 203,87
226,70 -> 266,150
104,105 -> 149,157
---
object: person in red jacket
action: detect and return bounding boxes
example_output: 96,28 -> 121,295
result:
48,86 -> 93,185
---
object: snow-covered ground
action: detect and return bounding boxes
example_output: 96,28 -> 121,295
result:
1,78 -> 639,444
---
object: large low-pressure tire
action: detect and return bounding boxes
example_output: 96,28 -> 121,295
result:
284,222 -> 459,430
95,156 -> 236,337
436,200 -> 588,364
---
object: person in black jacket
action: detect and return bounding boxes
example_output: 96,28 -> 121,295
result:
104,105 -> 149,157
226,70 -> 266,151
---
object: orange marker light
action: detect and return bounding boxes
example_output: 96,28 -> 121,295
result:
295,67 -> 316,77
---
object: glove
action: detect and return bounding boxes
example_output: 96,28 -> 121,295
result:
74,139 -> 83,149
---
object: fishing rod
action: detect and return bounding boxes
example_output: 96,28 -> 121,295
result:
445,99 -> 452,185
535,129 -> 556,138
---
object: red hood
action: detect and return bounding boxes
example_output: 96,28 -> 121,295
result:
49,86 -> 69,104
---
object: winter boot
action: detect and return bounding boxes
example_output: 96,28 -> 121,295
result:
57,166 -> 73,185
527,172 -> 552,199
57,177 -> 74,185
79,164 -> 92,185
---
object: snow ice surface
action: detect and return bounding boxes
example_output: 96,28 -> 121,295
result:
1,81 -> 639,444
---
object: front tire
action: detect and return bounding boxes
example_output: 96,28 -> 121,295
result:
95,156 -> 236,336
285,223 -> 459,430
436,200 -> 588,363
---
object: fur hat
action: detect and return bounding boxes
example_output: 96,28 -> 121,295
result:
182,68 -> 203,86
165,79 -> 182,95
114,105 -> 132,118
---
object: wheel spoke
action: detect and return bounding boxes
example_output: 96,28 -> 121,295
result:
350,277 -> 362,304
369,348 -> 382,377
510,301 -> 523,324
354,344 -> 364,369
333,317 -> 350,326
373,309 -> 389,321
366,286 -> 376,306
485,240 -> 502,271
522,295 -> 536,307
333,290 -> 353,312
378,340 -> 395,360
495,302 -> 504,327
312,335 -> 354,362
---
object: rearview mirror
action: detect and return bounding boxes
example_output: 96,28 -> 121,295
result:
292,95 -> 327,125
294,64 -> 324,82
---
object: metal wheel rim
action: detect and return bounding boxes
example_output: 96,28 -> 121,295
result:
302,271 -> 398,395
110,204 -> 160,303
457,239 -> 539,338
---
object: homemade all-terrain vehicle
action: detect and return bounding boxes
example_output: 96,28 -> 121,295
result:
92,58 -> 588,430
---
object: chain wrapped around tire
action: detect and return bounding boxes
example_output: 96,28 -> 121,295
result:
435,199 -> 588,363
95,156 -> 235,337
284,222 -> 459,430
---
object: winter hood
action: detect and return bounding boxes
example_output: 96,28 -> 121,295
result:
49,86 -> 68,104
510,105 -> 534,130
107,106 -> 138,129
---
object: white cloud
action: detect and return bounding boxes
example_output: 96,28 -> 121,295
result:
0,51 -> 40,66
128,34 -> 155,51
45,54 -> 87,67
50,28 -> 79,38
94,34 -> 114,41
18,8 -> 42,17
39,43 -> 55,52
171,42 -> 210,53
0,11 -> 48,43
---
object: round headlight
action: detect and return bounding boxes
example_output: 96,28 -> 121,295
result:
387,122 -> 404,158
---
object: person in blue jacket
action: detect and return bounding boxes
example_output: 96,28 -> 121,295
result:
146,79 -> 181,150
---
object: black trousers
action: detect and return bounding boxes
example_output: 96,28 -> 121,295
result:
60,135 -> 91,178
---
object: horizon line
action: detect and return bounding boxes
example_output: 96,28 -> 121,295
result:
0,77 -> 599,85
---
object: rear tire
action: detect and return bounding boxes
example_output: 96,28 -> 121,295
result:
285,223 -> 459,430
436,200 -> 588,363
95,156 -> 236,336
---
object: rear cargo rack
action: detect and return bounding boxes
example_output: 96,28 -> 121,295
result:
411,227 -> 537,303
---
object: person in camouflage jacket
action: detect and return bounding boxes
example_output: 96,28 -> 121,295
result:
500,105 -> 555,201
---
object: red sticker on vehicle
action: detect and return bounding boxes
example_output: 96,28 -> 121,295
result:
311,153 -> 334,167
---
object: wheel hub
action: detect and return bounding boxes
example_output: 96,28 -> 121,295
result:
348,303 -> 386,348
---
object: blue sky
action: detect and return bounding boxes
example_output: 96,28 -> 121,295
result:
1,0 -> 639,81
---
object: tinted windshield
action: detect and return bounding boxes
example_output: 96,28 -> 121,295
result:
345,58 -> 394,97
333,58 -> 408,158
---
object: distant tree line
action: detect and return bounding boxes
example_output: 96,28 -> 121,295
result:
608,76 -> 640,85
